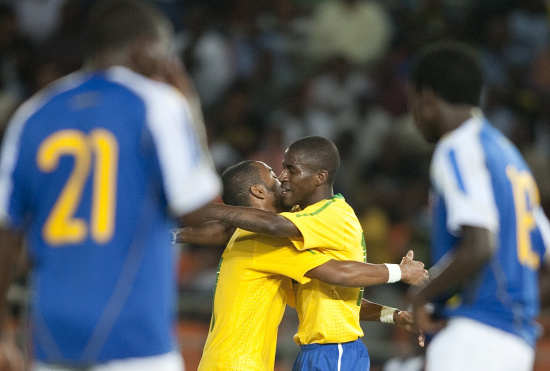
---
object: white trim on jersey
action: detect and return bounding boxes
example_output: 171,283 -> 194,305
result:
106,66 -> 220,216
431,116 -> 499,236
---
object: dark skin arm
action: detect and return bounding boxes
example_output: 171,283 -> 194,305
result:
360,299 -> 410,327
171,221 -> 235,246
178,201 -> 224,228
0,227 -> 25,369
540,257 -> 550,308
360,299 -> 425,347
412,226 -> 494,333
173,221 -> 428,288
172,223 -> 429,286
0,227 -> 23,331
305,250 -> 429,287
202,203 -> 301,237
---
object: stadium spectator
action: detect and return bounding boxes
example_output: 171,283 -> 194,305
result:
408,41 -> 550,371
307,0 -> 393,69
0,1 -> 220,370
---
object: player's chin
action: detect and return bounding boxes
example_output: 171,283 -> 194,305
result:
280,192 -> 294,209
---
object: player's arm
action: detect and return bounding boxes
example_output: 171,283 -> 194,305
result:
0,227 -> 23,328
203,203 -> 301,237
540,254 -> 550,308
171,221 -> 235,245
359,299 -> 425,346
412,225 -> 493,333
360,299 -> 419,334
305,250 -> 429,286
0,226 -> 25,369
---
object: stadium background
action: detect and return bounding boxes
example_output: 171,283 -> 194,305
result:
0,0 -> 549,370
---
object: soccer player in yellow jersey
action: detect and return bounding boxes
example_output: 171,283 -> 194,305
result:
196,160 -> 332,370
176,136 -> 429,370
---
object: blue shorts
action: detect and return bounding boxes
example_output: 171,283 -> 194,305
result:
292,338 -> 370,371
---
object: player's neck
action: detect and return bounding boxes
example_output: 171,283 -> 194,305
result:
252,200 -> 278,213
299,188 -> 334,209
441,104 -> 477,134
87,50 -> 133,72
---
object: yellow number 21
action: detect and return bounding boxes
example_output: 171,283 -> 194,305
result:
37,129 -> 118,246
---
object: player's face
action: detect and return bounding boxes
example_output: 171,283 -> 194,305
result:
279,149 -> 319,209
406,84 -> 443,143
256,162 -> 286,213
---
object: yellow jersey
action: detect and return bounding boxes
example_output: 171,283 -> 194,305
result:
281,194 -> 366,345
198,228 -> 332,370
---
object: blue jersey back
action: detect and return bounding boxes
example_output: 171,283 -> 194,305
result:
0,67 -> 220,364
430,117 -> 548,347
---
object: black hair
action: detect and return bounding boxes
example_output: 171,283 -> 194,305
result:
409,41 -> 483,106
288,136 -> 340,185
221,161 -> 266,207
86,0 -> 171,55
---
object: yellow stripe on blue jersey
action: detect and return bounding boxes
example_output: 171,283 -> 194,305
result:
198,228 -> 332,371
280,194 -> 366,345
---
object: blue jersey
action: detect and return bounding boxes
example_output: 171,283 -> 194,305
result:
0,67 -> 220,365
429,112 -> 550,347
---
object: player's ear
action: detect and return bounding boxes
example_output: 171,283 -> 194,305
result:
315,170 -> 328,186
250,184 -> 267,200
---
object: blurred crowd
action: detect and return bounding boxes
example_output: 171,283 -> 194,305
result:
1,0 -> 550,369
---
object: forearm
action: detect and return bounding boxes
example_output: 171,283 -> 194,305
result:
171,221 -> 234,245
360,299 -> 398,323
414,226 -> 493,304
306,260 -> 390,287
0,228 -> 23,332
540,260 -> 550,308
360,299 -> 384,321
207,203 -> 300,237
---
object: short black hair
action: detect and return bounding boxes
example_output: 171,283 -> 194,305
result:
86,0 -> 171,55
221,161 -> 266,207
409,41 -> 483,106
288,136 -> 340,185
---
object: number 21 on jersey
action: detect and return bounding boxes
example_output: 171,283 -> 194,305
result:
37,129 -> 118,246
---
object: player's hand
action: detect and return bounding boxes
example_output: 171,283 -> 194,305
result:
399,250 -> 429,286
394,310 -> 415,332
0,336 -> 24,371
394,310 -> 426,347
412,301 -> 446,336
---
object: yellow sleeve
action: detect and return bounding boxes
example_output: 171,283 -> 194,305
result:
281,209 -> 344,251
252,243 -> 332,284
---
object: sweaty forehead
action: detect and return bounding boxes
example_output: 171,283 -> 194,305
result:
284,149 -> 308,166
